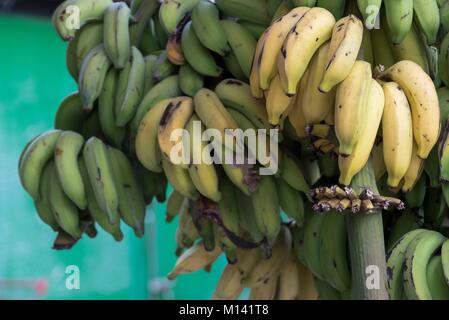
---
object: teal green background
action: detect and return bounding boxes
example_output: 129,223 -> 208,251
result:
0,14 -> 225,300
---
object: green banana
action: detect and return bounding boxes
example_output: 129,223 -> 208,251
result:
440,0 -> 449,34
152,51 -> 176,82
423,187 -> 448,231
292,0 -> 317,6
442,239 -> 449,286
66,31 -> 79,80
426,255 -> 449,299
139,23 -> 161,56
386,209 -> 421,252
54,131 -> 86,210
143,54 -> 158,94
192,1 -> 230,56
108,147 -> 146,237
78,44 -> 111,111
99,68 -> 126,148
82,137 -> 119,224
215,0 -> 271,25
162,157 -> 200,200
115,46 -> 145,126
280,151 -> 309,194
277,178 -> 305,226
383,0 -> 413,44
179,64 -> 204,97
357,0 -> 382,30
316,0 -> 346,19
80,109 -> 103,140
222,51 -> 247,81
54,92 -> 88,132
236,191 -> 265,243
413,0 -> 440,45
425,146 -> 440,188
166,190 -> 184,223
438,34 -> 449,88
75,22 -> 103,72
52,0 -> 113,40
103,2 -> 131,69
371,27 -> 395,69
34,161 -> 60,231
404,173 -> 426,209
303,212 -> 326,280
19,130 -> 62,200
159,0 -> 200,34
181,21 -> 223,77
314,277 -> 342,300
239,21 -> 266,39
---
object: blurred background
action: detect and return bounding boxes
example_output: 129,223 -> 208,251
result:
0,0 -> 226,300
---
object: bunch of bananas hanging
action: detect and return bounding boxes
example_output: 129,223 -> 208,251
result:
17,0 -> 449,300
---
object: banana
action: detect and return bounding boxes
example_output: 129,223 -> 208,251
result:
249,276 -> 278,300
221,163 -> 254,196
52,0 -> 113,40
49,166 -> 82,239
99,68 -> 125,148
320,15 -> 363,93
382,81 -> 414,188
108,147 -> 146,237
243,227 -> 292,287
239,21 -> 266,39
280,151 -> 309,193
402,143 -> 425,192
217,178 -> 240,263
413,0 -> 440,45
66,32 -> 79,80
287,74 -> 308,138
251,175 -> 281,246
301,42 -> 336,124
185,115 -> 221,202
426,255 -> 449,299
78,44 -> 111,111
152,51 -> 176,82
379,60 -> 440,159
390,25 -> 429,74
249,30 -> 266,99
115,46 -> 145,126
166,190 -> 184,222
297,260 -> 319,300
439,120 -> 449,183
162,157 -> 200,200
439,35 -> 449,89
34,161 -> 60,231
319,211 -> 351,292
128,0 -> 159,47
371,28 -> 395,69
425,146 -> 440,188
54,131 -> 86,209
167,241 -> 222,280
131,75 -> 181,136
54,92 -> 87,132
303,212 -> 325,280
154,14 -> 169,49
139,24 -> 161,56
386,229 -> 427,300
192,1 -> 230,56
404,172 -> 426,208
316,0 -> 346,19
103,2 -> 131,69
314,277 -> 341,300
266,74 -> 294,126
386,209 -> 421,251
335,60 -> 372,157
236,193 -> 264,243
215,0 -> 271,25
277,251 -> 301,300
19,130 -> 62,200
423,187 -> 448,231
440,0 -> 449,34
266,0 -> 283,18
215,79 -> 270,130
181,21 -> 223,77
278,7 -> 336,95
383,0 -> 413,44
166,26 -> 186,66
442,240 -> 449,285
339,79 -> 384,185
357,0 -> 382,29
277,178 -> 304,225
75,22 -> 103,72
361,27 -> 374,66
223,51 -> 248,81
271,2 -> 290,23
403,230 -> 446,300
176,199 -> 199,248
179,64 -> 204,97
82,137 -> 119,224
213,264 -> 243,300
159,0 -> 200,34
80,109 -> 102,139
257,7 -> 311,90
143,55 -> 158,94
79,158 -> 123,241
220,20 -> 256,79
135,98 -> 174,173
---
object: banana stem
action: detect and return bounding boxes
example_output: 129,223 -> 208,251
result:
346,159 -> 389,300
130,0 -> 159,46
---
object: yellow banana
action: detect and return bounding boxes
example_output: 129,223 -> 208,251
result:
402,143 -> 425,193
266,74 -> 294,126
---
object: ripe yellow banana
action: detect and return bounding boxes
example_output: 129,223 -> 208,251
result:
402,143 -> 425,193
382,81 -> 414,188
277,251 -> 301,300
213,264 -> 243,300
266,74 -> 294,126
288,73 -> 308,138
319,15 -> 363,93
335,60 -> 372,157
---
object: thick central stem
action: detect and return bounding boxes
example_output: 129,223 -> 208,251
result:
347,159 -> 389,300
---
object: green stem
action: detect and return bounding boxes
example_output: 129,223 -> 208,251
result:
130,0 -> 159,47
347,159 -> 389,300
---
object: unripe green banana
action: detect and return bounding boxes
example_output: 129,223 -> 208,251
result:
54,92 -> 88,132
179,64 -> 204,97
383,0 -> 413,44
438,34 -> 449,88
316,0 -> 346,20
223,51 -> 247,82
404,173 -> 426,209
292,0 -> 317,6
143,54 -> 158,94
442,240 -> 449,287
215,0 -> 271,25
108,147 -> 146,237
423,187 -> 448,231
78,44 -> 111,111
139,23 -> 161,56
52,0 -> 113,40
280,151 -> 309,194
166,190 -> 184,223
34,161 -> 60,231
220,19 -> 256,79
75,22 -> 103,72
414,0 -> 440,45
79,158 -> 123,241
440,0 -> 449,34
426,255 -> 449,300
159,0 -> 200,34
82,137 -> 119,224
115,46 -> 145,126
386,209 -> 421,252
181,21 -> 223,77
239,21 -> 266,39
54,131 -> 87,210
80,109 -> 103,140
357,0 -> 382,30
49,166 -> 82,239
103,2 -> 131,69
99,68 -> 126,148
66,32 -> 79,80
192,1 -> 230,56
19,130 -> 62,200
277,178 -> 305,226
152,51 -> 176,82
